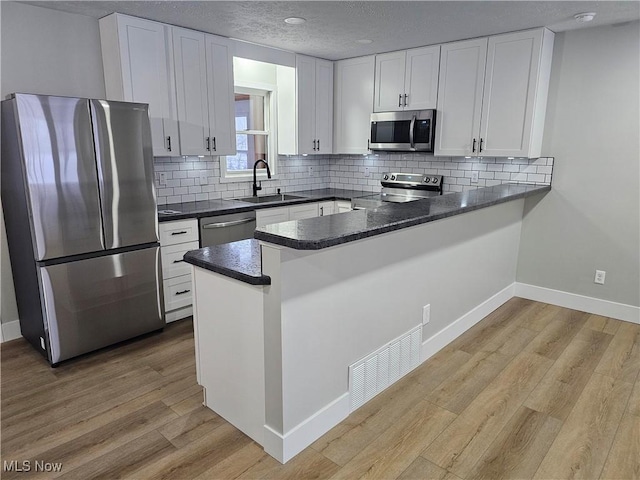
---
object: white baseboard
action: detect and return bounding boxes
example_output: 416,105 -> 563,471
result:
515,282 -> 639,324
421,283 -> 515,362
263,392 -> 350,463
1,320 -> 22,343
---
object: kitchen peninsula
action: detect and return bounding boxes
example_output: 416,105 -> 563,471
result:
183,183 -> 550,463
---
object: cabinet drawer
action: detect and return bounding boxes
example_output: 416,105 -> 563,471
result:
289,203 -> 319,220
163,274 -> 193,312
161,241 -> 199,279
159,219 -> 198,246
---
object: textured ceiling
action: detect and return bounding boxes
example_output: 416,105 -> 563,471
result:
19,1 -> 640,60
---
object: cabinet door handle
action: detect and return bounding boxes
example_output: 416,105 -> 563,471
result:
472,138 -> 477,153
166,136 -> 172,152
313,139 -> 317,151
171,231 -> 187,236
317,138 -> 320,151
320,206 -> 324,216
205,137 -> 211,151
212,136 -> 217,151
398,94 -> 402,108
175,289 -> 191,295
367,139 -> 370,150
479,138 -> 484,153
404,94 -> 408,106
172,259 -> 184,264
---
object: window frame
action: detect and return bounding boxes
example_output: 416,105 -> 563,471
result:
221,83 -> 278,182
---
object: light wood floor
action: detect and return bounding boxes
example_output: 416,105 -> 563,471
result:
1,298 -> 638,479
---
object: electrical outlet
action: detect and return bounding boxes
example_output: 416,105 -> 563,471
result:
199,173 -> 208,185
471,171 -> 479,183
364,167 -> 370,177
158,172 -> 168,186
308,166 -> 314,177
422,304 -> 431,325
594,270 -> 606,285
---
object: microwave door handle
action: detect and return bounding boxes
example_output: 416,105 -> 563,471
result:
409,115 -> 416,149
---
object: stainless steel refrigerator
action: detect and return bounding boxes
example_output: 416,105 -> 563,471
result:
2,93 -> 164,365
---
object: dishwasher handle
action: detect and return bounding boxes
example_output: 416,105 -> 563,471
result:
201,217 -> 255,229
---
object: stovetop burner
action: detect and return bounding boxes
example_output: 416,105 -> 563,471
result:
352,172 -> 443,210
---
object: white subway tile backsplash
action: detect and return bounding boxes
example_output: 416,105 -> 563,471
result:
527,173 -> 546,183
153,154 -> 554,204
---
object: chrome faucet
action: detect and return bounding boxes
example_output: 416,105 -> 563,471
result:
252,159 -> 271,196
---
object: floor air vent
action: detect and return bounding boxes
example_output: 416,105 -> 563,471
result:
348,325 -> 422,412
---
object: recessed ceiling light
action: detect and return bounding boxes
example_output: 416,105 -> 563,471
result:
574,12 -> 596,23
284,17 -> 306,25
355,39 -> 373,44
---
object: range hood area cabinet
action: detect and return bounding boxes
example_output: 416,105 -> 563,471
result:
100,14 -> 180,157
100,14 -> 236,158
373,45 -> 440,112
333,55 -> 375,155
296,55 -> 334,155
435,28 -> 554,158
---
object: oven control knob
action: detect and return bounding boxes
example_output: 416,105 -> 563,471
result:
390,175 -> 396,180
383,174 -> 389,180
432,177 -> 439,183
424,177 -> 430,183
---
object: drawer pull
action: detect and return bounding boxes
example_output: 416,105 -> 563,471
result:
171,231 -> 188,236
172,259 -> 184,264
202,218 -> 254,229
175,289 -> 191,295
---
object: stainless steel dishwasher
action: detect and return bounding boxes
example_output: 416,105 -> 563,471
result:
199,211 -> 257,247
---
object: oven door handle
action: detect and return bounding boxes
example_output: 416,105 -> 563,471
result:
409,115 -> 416,149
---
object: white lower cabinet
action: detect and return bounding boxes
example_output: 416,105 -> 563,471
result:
289,203 -> 319,220
257,201 -> 352,227
335,200 -> 353,213
318,201 -> 335,216
256,207 -> 289,228
159,219 -> 198,322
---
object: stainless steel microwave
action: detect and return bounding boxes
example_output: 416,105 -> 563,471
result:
370,110 -> 435,152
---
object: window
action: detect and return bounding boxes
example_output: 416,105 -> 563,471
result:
223,87 -> 275,179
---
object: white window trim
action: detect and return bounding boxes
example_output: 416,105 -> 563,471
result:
221,82 -> 278,183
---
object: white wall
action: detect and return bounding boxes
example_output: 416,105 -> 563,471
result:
263,200 -> 524,434
1,1 -> 106,326
517,22 -> 640,308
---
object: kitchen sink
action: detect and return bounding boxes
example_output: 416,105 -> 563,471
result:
234,194 -> 305,204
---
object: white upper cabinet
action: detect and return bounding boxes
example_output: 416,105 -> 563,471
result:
479,29 -> 554,158
333,55 -> 375,154
204,35 -> 236,156
296,55 -> 333,155
172,27 -> 236,157
374,45 -> 440,112
99,14 -> 179,156
435,28 -> 554,157
435,38 -> 488,157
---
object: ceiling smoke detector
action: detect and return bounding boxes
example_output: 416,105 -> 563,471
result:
574,12 -> 596,23
284,17 -> 306,25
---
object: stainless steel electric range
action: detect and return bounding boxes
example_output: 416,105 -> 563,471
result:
351,173 -> 444,210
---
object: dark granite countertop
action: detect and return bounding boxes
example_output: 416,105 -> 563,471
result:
183,239 -> 271,285
158,188 -> 371,222
254,184 -> 551,250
